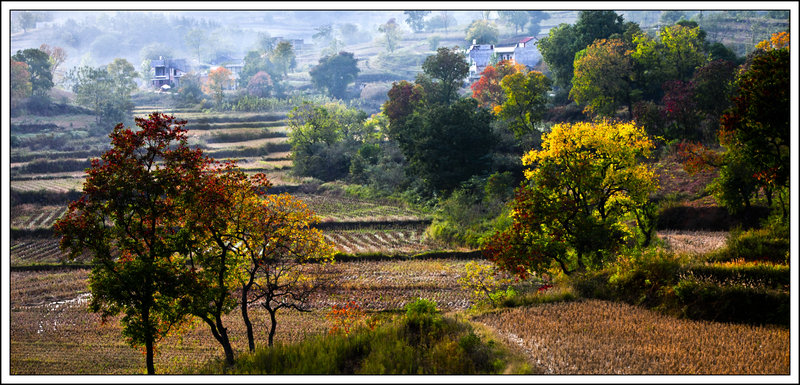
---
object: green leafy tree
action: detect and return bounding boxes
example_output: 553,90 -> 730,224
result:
536,23 -> 579,90
630,30 -> 671,101
570,38 -> 634,117
574,10 -> 626,48
498,11 -> 529,34
12,48 -> 53,97
718,43 -> 789,217
309,51 -> 360,99
239,50 -> 271,88
66,61 -> 136,126
177,72 -> 204,105
271,41 -> 296,76
106,58 -> 139,96
54,114 -> 206,374
184,28 -> 207,60
378,18 -> 404,53
404,10 -> 431,33
465,19 -> 499,45
496,70 -> 552,137
388,97 -> 495,194
659,23 -> 707,81
288,101 -> 367,180
417,47 -> 469,105
483,120 -> 658,277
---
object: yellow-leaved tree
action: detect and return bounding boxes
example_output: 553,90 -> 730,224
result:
483,120 -> 659,277
236,179 -> 335,350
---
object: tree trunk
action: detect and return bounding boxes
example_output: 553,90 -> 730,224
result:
203,316 -> 235,366
241,284 -> 255,352
267,307 -> 278,347
216,316 -> 235,366
142,293 -> 156,374
145,337 -> 155,375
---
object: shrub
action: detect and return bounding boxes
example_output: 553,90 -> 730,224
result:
206,299 -> 514,375
457,261 -> 516,309
673,276 -> 789,326
607,249 -> 687,307
707,226 -> 789,263
687,261 -> 789,289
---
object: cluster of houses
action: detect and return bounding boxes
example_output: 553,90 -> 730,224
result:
148,36 -> 543,91
466,36 -> 543,82
149,56 -> 244,92
149,37 -> 307,91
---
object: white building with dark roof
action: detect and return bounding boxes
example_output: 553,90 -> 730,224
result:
467,36 -> 543,82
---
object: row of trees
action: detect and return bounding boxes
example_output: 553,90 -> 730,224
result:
54,113 -> 335,374
290,47 -> 507,197
64,58 -> 138,126
536,12 -> 744,143
11,46 -> 60,112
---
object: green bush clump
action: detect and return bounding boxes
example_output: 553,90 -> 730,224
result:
673,276 -> 789,326
707,226 -> 789,263
607,249 -> 687,307
687,263 -> 789,289
206,298 -> 512,375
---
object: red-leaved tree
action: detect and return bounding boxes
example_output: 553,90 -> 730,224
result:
54,113 -> 207,374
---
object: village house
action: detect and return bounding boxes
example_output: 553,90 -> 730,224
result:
150,57 -> 189,89
466,36 -> 543,82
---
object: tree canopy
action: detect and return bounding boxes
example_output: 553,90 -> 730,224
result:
404,10 -> 431,33
309,51 -> 360,99
484,120 -> 658,277
496,70 -> 553,137
54,114 -> 207,374
12,48 -> 53,97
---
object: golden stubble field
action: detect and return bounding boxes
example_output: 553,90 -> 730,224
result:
10,253 -> 791,375
9,259 -> 475,375
476,299 -> 790,375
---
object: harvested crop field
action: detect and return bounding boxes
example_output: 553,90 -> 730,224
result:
475,299 -> 790,375
9,258 -> 475,374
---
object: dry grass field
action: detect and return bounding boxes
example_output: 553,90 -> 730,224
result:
476,299 -> 790,375
9,258 -> 476,375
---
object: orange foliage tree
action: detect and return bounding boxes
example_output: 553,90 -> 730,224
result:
470,59 -> 526,110
205,66 -> 232,105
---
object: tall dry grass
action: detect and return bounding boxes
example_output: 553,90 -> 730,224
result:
476,299 -> 789,374
656,230 -> 728,255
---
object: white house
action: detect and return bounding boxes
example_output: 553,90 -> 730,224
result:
467,36 -> 543,82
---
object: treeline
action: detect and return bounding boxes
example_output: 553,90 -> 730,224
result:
12,159 -> 92,175
11,189 -> 83,205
